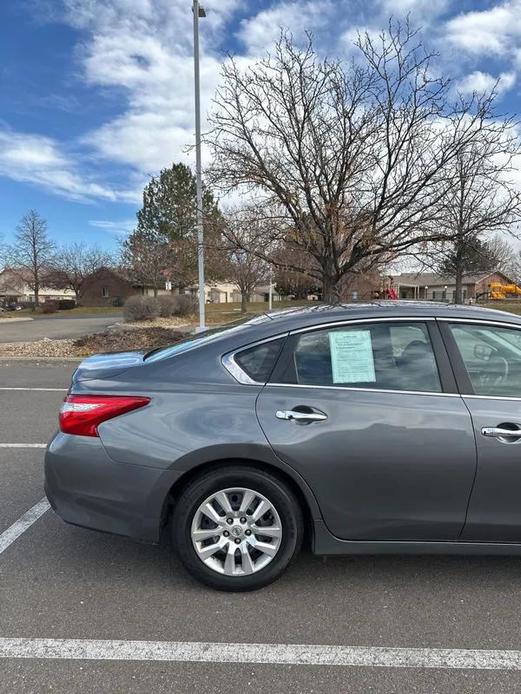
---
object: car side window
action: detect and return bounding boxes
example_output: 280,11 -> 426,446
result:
234,338 -> 285,383
449,323 -> 521,397
287,322 -> 441,392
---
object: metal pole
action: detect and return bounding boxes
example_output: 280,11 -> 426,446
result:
193,0 -> 205,331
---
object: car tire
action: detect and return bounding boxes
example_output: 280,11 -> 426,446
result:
172,466 -> 303,591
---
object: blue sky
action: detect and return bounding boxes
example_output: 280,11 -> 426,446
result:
0,0 -> 520,252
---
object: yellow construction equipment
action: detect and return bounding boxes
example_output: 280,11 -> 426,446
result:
489,282 -> 521,300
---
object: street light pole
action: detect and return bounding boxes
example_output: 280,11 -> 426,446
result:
192,0 -> 206,332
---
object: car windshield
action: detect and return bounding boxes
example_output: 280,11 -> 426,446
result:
143,313 -> 270,362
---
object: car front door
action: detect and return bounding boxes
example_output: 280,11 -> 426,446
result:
440,319 -> 521,542
256,319 -> 477,541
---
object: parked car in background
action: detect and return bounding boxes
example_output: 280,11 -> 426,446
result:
45,302 -> 521,590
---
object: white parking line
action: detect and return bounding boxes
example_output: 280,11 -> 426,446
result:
1,638 -> 521,670
0,444 -> 47,448
0,498 -> 50,556
0,387 -> 66,392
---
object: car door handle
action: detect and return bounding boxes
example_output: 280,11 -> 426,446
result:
481,427 -> 521,439
276,410 -> 328,422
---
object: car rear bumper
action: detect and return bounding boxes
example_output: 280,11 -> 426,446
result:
45,432 -> 183,543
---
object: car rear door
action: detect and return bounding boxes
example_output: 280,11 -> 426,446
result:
440,319 -> 521,542
255,318 -> 477,541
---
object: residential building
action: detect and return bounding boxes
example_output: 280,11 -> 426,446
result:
185,281 -> 282,303
391,271 -> 516,302
0,268 -> 75,305
80,267 -> 135,307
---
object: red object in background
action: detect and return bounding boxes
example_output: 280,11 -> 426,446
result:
386,287 -> 398,300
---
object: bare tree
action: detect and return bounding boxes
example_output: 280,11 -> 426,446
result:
8,210 -> 55,308
49,242 -> 114,303
429,127 -> 521,302
223,209 -> 269,312
206,24 -> 513,302
493,237 -> 521,283
272,244 -> 320,299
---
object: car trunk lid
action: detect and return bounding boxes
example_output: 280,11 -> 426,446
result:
72,351 -> 145,383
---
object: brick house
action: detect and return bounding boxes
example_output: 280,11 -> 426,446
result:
338,271 -> 383,302
79,267 -> 135,307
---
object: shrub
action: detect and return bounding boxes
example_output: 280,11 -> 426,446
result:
57,299 -> 76,310
40,301 -> 58,314
123,295 -> 160,322
172,294 -> 197,317
157,294 -> 177,317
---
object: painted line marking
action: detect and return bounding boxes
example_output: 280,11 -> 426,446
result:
0,498 -> 50,556
0,444 -> 47,448
2,639 -> 521,669
0,387 -> 66,392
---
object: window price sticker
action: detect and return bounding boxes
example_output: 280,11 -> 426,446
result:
329,330 -> 376,384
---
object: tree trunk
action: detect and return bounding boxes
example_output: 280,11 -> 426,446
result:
321,273 -> 339,304
34,284 -> 39,309
454,240 -> 464,305
454,266 -> 464,304
241,291 -> 248,313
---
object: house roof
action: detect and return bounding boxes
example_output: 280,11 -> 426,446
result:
392,270 -> 514,287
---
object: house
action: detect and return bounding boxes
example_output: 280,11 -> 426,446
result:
0,267 -> 75,305
185,281 -> 283,304
391,271 -> 516,302
80,267 -> 135,307
339,270 -> 383,302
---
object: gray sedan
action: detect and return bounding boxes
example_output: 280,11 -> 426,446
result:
45,302 -> 521,590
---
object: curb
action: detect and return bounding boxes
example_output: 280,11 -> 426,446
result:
0,317 -> 34,323
0,356 -> 81,362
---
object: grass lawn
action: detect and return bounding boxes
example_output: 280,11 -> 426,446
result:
204,299 -> 311,324
205,299 -> 521,324
41,306 -> 123,317
480,302 -> 521,316
0,305 -> 124,319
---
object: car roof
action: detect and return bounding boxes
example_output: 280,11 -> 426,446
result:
260,301 -> 521,330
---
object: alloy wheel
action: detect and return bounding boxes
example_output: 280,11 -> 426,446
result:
190,487 -> 283,576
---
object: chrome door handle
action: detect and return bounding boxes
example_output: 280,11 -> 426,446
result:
276,410 -> 328,422
481,427 -> 521,439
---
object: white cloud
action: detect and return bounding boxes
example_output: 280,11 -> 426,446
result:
378,0 -> 450,21
458,70 -> 516,96
89,219 -> 136,236
59,0 -> 235,175
445,1 -> 521,56
0,127 -> 136,203
237,1 -> 334,56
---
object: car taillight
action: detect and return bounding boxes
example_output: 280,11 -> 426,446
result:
59,395 -> 150,437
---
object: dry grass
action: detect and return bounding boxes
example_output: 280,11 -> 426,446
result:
0,326 -> 187,358
122,317 -> 191,329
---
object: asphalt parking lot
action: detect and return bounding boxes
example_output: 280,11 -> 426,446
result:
3,361 -> 521,692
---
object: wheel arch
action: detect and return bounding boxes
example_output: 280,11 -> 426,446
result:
161,456 -> 320,548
